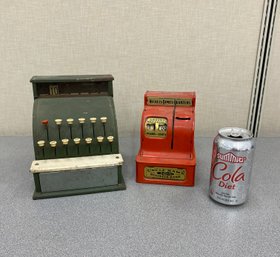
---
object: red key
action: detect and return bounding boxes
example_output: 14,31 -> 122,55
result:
41,120 -> 48,125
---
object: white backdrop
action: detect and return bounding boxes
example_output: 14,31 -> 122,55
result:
0,0 -> 268,137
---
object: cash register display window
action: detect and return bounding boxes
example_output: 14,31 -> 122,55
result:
144,117 -> 167,138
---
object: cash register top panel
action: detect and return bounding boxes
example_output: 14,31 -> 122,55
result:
31,75 -> 114,99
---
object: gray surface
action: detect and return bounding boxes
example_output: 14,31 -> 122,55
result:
0,137 -> 279,257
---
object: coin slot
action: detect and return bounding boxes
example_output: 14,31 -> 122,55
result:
176,117 -> 191,120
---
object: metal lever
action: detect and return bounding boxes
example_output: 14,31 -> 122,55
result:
55,119 -> 62,139
67,118 -> 74,139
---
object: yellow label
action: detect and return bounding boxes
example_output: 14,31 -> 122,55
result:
147,97 -> 192,106
144,167 -> 186,180
145,117 -> 167,138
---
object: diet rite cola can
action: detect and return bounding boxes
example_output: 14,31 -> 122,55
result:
209,127 -> 255,205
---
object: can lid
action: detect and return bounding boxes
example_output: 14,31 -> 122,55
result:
218,127 -> 253,140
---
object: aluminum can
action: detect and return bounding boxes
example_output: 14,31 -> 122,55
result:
209,127 -> 255,205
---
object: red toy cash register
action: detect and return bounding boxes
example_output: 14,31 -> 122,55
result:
136,91 -> 196,186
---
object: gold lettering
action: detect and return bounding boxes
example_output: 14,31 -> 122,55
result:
147,97 -> 192,106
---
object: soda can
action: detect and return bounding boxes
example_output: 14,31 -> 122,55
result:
209,127 -> 255,205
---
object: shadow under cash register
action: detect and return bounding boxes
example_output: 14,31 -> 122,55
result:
29,75 -> 126,199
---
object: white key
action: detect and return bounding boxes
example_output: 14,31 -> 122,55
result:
37,140 -> 45,147
97,136 -> 104,143
66,118 -> 74,125
73,138 -> 81,144
100,117 -> 107,123
61,139 -> 69,145
85,137 -> 93,144
107,136 -> 114,143
90,117 -> 97,123
55,119 -> 62,125
78,118 -> 86,124
50,141 -> 57,147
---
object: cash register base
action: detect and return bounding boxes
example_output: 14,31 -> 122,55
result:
31,154 -> 125,200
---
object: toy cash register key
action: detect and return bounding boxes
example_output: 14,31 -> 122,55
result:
107,136 -> 114,152
85,137 -> 93,153
41,120 -> 49,141
97,136 -> 104,152
100,117 -> 107,137
74,138 -> 81,155
37,140 -> 45,158
66,118 -> 74,139
61,138 -> 69,155
55,119 -> 63,139
50,140 -> 57,157
78,118 -> 86,138
90,117 -> 97,137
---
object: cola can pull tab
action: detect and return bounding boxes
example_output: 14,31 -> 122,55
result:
229,128 -> 242,139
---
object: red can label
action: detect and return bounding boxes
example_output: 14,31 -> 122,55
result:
209,151 -> 251,205
211,152 -> 246,190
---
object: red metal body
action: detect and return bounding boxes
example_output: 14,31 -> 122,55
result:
136,91 -> 196,186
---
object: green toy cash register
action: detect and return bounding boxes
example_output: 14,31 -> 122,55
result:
29,75 -> 126,199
